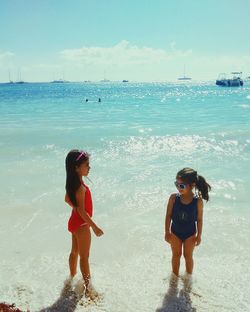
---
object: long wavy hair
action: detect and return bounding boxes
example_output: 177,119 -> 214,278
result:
65,149 -> 89,206
176,167 -> 211,201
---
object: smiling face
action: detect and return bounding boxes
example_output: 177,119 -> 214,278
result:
76,159 -> 90,177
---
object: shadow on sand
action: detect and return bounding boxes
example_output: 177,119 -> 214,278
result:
156,274 -> 197,312
39,282 -> 80,312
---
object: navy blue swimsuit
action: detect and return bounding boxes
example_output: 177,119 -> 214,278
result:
171,194 -> 198,241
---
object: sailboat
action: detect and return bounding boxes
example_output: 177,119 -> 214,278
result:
16,69 -> 25,84
8,71 -> 14,84
50,79 -> 68,83
100,71 -> 110,82
178,65 -> 192,80
50,72 -> 69,83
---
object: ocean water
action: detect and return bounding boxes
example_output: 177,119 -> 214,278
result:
0,81 -> 249,312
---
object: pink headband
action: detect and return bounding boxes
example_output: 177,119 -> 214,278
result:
76,151 -> 88,161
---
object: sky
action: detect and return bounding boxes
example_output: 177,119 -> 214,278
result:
0,0 -> 250,82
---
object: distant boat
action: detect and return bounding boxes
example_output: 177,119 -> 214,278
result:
8,71 -> 14,84
51,71 -> 69,83
178,65 -> 192,80
216,72 -> 243,87
16,70 -> 25,84
100,70 -> 110,82
50,79 -> 69,83
122,80 -> 129,83
100,79 -> 110,82
178,76 -> 191,81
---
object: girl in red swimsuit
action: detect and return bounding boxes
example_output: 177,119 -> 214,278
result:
65,149 -> 104,298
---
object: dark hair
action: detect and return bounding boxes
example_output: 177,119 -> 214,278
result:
65,149 -> 89,206
176,167 -> 211,201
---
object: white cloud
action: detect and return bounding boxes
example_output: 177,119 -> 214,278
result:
60,40 -> 193,66
1,42 -> 249,82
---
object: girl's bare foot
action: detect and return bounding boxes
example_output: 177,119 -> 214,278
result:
85,281 -> 99,300
74,279 -> 86,299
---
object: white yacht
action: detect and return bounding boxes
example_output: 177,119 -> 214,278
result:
216,72 -> 243,87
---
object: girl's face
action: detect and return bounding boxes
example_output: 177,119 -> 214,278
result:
175,178 -> 194,195
76,159 -> 90,177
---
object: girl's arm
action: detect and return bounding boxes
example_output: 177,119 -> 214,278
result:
196,198 -> 203,246
165,194 -> 175,243
75,186 -> 104,237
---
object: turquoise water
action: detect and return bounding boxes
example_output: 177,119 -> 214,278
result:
0,82 -> 250,311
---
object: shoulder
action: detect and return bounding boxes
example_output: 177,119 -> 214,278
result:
197,197 -> 203,208
169,193 -> 178,203
76,184 -> 86,196
82,181 -> 90,191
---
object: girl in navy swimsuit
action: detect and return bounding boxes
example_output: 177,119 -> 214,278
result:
165,168 -> 211,277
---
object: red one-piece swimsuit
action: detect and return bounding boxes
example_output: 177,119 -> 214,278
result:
67,182 -> 93,233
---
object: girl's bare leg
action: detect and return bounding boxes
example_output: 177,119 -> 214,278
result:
170,233 -> 183,276
75,225 -> 91,287
183,234 -> 196,274
69,233 -> 79,277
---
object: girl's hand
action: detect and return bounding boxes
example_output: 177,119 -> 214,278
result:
165,232 -> 172,244
196,235 -> 201,246
92,225 -> 104,237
